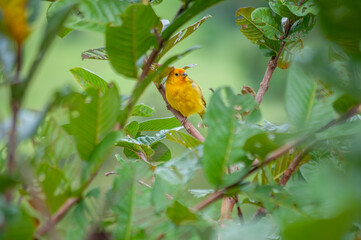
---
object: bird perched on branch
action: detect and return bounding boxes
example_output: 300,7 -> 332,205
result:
165,68 -> 206,121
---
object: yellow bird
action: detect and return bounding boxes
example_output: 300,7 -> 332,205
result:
165,68 -> 206,119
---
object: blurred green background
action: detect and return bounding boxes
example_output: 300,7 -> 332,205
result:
1,0 -> 323,125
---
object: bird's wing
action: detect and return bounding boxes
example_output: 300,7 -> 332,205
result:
189,78 -> 206,107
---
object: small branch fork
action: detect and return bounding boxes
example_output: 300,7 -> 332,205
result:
255,20 -> 292,105
193,103 -> 361,212
36,198 -> 80,237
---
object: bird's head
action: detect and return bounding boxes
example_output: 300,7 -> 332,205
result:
167,68 -> 188,83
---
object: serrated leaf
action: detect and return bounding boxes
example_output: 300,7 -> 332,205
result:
70,67 -> 109,93
269,0 -> 296,19
81,47 -> 108,60
165,130 -> 201,148
156,15 -> 211,61
285,66 -> 335,129
278,39 -> 304,69
70,85 -> 120,160
236,7 -> 264,44
151,142 -> 171,162
286,0 -> 319,17
236,7 -> 281,56
48,0 -> 139,33
37,163 -> 71,213
106,4 -> 160,78
166,201 -> 198,225
288,14 -> 316,41
125,121 -> 139,138
107,163 -> 135,240
251,7 -> 282,41
131,104 -> 155,117
138,117 -> 181,132
202,87 -> 261,187
116,138 -> 154,161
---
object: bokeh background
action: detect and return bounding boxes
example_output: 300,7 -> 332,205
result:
1,0 -> 322,125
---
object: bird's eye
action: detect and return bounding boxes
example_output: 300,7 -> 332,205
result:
175,73 -> 179,76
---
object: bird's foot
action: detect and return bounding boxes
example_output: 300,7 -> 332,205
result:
181,116 -> 187,125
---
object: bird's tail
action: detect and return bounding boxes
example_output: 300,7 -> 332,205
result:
198,110 -> 206,128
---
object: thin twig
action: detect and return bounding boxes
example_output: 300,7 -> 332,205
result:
279,150 -> 308,186
155,83 -> 205,142
8,43 -> 22,175
105,171 -> 118,176
234,195 -> 244,223
255,20 -> 292,104
36,197 -> 80,237
251,207 -> 266,222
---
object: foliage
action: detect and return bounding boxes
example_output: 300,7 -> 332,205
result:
1,0 -> 361,239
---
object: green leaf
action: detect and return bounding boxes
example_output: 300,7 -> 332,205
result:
107,163 -> 135,240
278,39 -> 304,69
166,201 -> 198,225
81,47 -> 108,60
236,7 -> 264,44
37,163 -> 71,213
3,207 -> 35,240
48,0 -> 140,33
161,0 -> 225,41
116,138 -> 154,161
70,84 -> 120,160
0,175 -> 17,193
286,0 -> 319,17
332,94 -> 360,114
70,67 -> 109,93
87,131 -> 123,166
316,119 -> 361,141
138,116 -> 181,132
288,14 -> 316,41
236,7 -> 280,56
151,142 -> 171,162
165,129 -> 201,149
251,7 -> 282,41
243,133 -> 294,160
156,15 -> 211,61
285,66 -> 335,129
124,121 -> 139,138
131,103 -> 155,117
106,4 -> 160,78
269,0 -> 296,19
202,87 -> 261,187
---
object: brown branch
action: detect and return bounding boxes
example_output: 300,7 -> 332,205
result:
279,150 -> 308,186
219,197 -> 236,224
155,83 -> 205,142
251,207 -> 267,221
234,194 -> 244,223
255,20 -> 292,105
8,44 -> 23,175
36,197 -> 80,237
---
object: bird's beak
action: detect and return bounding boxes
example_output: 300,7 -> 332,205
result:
182,72 -> 188,77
